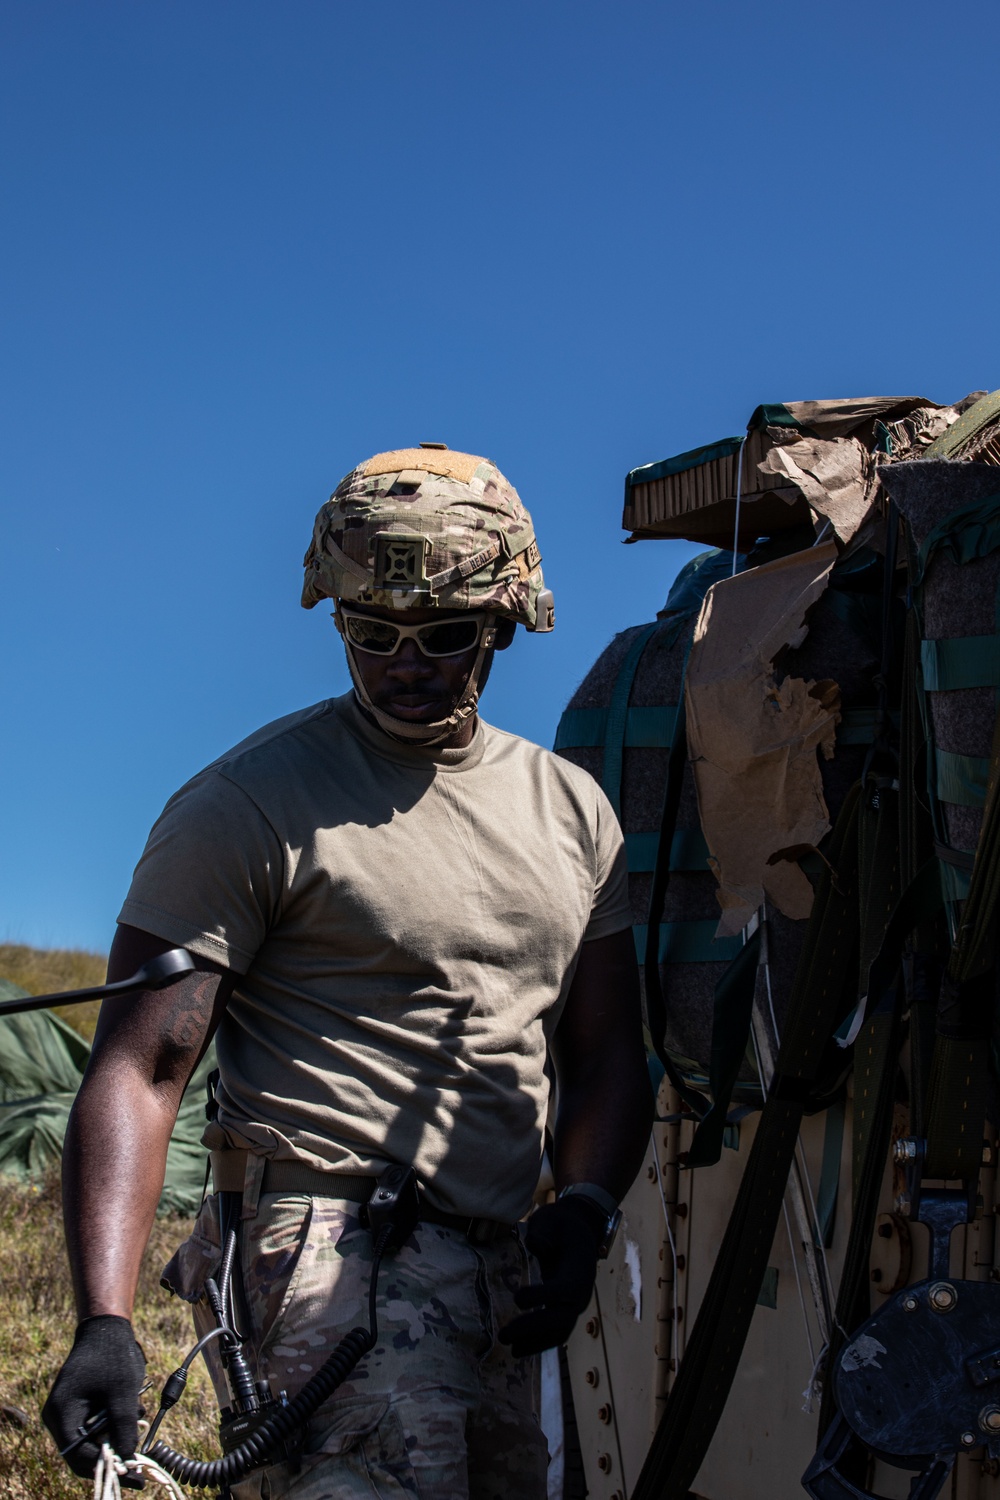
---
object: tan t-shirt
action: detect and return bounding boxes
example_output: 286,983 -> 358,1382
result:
119,693 -> 631,1221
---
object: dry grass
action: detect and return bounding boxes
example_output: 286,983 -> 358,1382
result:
0,1172 -> 217,1497
0,944 -> 108,1042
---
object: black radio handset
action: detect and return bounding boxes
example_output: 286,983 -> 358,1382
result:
362,1165 -> 422,1252
144,1162 -> 424,1489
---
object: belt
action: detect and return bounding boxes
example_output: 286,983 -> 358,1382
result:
209,1150 -> 515,1246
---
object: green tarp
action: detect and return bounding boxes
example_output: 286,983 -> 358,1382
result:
0,977 -> 214,1214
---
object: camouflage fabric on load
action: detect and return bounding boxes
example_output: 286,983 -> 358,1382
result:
301,446 -> 552,631
162,1193 -> 548,1500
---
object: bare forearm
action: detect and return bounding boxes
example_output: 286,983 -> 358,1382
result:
61,934 -> 231,1322
552,1047 -> 652,1202
62,1061 -> 180,1319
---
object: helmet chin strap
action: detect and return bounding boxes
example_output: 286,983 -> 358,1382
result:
342,613 -> 498,747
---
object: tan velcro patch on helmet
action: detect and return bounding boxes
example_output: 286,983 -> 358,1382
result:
361,448 -> 486,484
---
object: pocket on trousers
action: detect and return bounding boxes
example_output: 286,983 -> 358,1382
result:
308,1397 -> 420,1496
161,1195 -> 222,1303
241,1194 -> 315,1356
358,1405 -> 421,1496
307,1393 -> 390,1456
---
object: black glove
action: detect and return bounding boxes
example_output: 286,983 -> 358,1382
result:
499,1197 -> 603,1358
42,1314 -> 146,1477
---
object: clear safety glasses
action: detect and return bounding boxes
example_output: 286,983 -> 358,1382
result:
338,609 -> 491,658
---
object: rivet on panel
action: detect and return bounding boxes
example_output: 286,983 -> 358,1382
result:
929,1281 -> 958,1313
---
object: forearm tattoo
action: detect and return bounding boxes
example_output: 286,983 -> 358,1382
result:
158,972 -> 219,1059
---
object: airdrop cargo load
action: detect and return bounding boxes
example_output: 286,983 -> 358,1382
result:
554,389 -> 1000,1500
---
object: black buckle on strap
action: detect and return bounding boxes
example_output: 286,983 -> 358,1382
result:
465,1217 -> 504,1246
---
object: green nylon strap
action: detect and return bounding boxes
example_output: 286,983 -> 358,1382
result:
913,491 -> 1000,589
837,708 -> 886,746
856,779 -> 902,1002
907,954 -> 943,1140
819,998 -> 903,1438
632,920 -> 743,966
819,777 -> 904,1436
920,634 -> 1000,692
935,749 -> 990,807
924,708 -> 1000,1180
553,703 -> 677,752
601,623 -> 660,818
556,701 -> 883,753
625,436 -> 744,492
939,857 -> 973,903
632,784 -> 862,1500
686,928 -> 762,1168
625,827 -> 709,873
815,1100 -> 845,1249
949,708 -> 1000,983
851,1005 -> 900,1213
642,685 -> 714,1122
924,1025 -> 992,1181
899,610 -> 950,965
663,1049 -> 710,1096
837,857 -> 944,1046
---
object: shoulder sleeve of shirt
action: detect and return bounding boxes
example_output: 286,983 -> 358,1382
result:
582,782 -> 634,943
117,769 -> 283,974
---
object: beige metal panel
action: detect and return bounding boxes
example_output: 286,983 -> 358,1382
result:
566,1088 -> 1000,1500
566,1103 -> 680,1500
689,1108 -> 848,1499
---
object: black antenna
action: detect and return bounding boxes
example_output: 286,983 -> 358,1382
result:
0,948 -> 196,1019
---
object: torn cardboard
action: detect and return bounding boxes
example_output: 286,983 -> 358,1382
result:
685,541 -> 841,935
758,434 -> 872,544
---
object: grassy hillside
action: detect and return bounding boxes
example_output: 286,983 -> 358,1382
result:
0,944 -> 107,1042
0,950 -> 219,1490
0,1173 -> 217,1497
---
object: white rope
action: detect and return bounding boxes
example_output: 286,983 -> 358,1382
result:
731,436 -> 748,574
781,1198 -> 816,1373
763,940 -> 781,1047
750,1012 -> 824,1370
802,1340 -> 829,1415
92,1440 -> 186,1500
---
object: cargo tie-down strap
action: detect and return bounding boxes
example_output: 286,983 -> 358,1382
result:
553,612 -> 888,1138
818,776 -> 905,1431
631,783 -> 863,1500
815,493 -> 1000,1456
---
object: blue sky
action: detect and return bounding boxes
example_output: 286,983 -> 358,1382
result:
2,1 -> 998,953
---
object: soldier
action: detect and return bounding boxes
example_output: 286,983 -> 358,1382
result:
43,445 -> 652,1498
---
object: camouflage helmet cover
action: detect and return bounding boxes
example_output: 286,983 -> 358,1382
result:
302,445 -> 553,630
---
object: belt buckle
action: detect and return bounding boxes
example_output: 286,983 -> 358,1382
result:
467,1217 -> 496,1246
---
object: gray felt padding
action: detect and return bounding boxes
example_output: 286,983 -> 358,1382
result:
882,460 -> 1000,852
554,569 -> 878,1099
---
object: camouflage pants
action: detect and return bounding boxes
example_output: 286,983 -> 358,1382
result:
162,1193 -> 548,1499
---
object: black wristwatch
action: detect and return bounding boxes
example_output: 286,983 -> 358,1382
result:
558,1182 -> 622,1259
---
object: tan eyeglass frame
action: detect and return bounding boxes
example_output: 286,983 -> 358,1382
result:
334,607 -> 495,658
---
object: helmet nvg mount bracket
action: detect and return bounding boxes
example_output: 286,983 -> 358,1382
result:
302,444 -> 554,743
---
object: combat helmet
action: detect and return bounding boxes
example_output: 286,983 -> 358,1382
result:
302,443 -> 554,743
